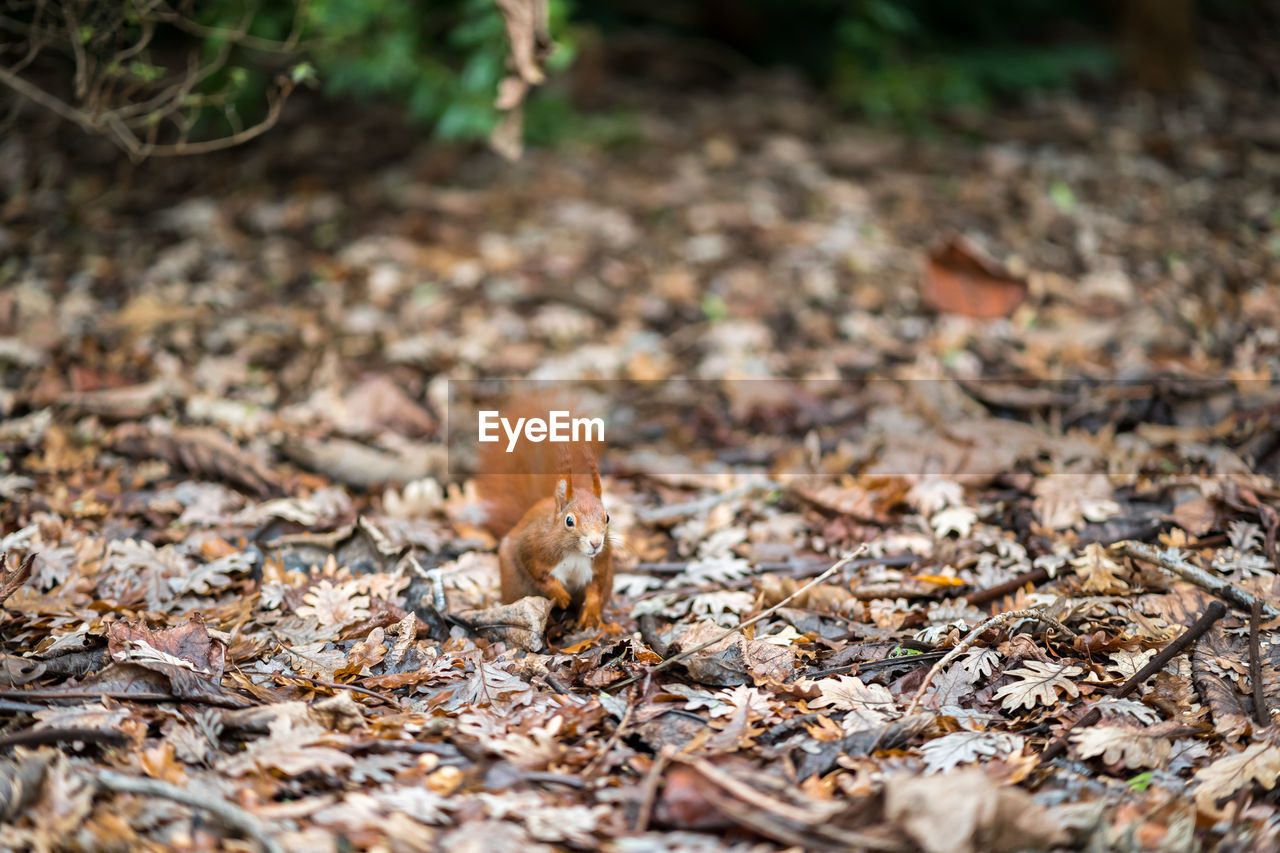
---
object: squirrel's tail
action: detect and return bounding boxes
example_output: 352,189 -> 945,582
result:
473,396 -> 604,538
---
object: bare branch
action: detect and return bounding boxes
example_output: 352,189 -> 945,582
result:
0,64 -> 98,132
154,0 -> 312,54
0,0 -> 304,160
63,4 -> 90,99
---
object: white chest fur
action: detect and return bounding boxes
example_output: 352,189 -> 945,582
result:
550,552 -> 593,591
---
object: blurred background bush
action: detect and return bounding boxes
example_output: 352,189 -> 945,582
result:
0,0 -> 1266,156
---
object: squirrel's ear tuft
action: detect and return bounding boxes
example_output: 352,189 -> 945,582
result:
555,475 -> 571,509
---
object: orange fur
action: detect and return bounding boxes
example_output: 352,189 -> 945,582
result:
474,398 -> 613,629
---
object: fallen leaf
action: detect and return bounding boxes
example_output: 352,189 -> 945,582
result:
1072,725 -> 1171,769
993,661 -> 1083,711
884,769 -> 1064,853
1193,744 -> 1280,814
808,675 -> 897,731
920,732 -> 1025,774
921,234 -> 1027,319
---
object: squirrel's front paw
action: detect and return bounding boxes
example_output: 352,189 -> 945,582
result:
575,603 -> 604,630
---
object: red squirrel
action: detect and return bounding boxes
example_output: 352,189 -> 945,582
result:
475,403 -> 614,629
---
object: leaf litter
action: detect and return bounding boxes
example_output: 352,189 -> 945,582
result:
1,39 -> 1279,853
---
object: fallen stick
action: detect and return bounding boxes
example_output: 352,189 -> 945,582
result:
682,756 -> 906,851
637,480 -> 778,524
633,553 -> 918,576
1039,600 -> 1227,763
1120,541 -> 1279,618
0,727 -> 128,750
0,690 -> 249,708
903,608 -> 1078,716
963,566 -> 1050,607
634,745 -> 674,833
608,547 -> 866,691
632,554 -> 920,603
94,771 -> 285,853
1250,600 -> 1267,728
263,671 -> 402,710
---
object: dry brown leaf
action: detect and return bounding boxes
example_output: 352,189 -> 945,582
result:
279,435 -> 444,488
1071,543 -> 1130,594
807,675 -> 897,731
297,580 -> 371,629
1033,473 -> 1119,531
1071,725 -> 1171,769
920,234 -> 1028,319
1192,626 -> 1254,741
104,614 -> 228,699
218,715 -> 356,778
109,422 -> 277,496
789,481 -> 889,523
1169,495 -> 1219,538
454,597 -> 551,652
884,769 -> 1064,853
994,661 -> 1083,711
492,0 -> 551,159
1193,744 -> 1280,814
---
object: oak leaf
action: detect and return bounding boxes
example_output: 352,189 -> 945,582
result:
809,675 -> 897,731
1072,725 -> 1171,769
993,661 -> 1083,711
1193,744 -> 1280,813
920,731 -> 1024,774
1070,543 -> 1129,594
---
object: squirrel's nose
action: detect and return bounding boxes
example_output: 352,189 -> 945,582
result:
589,538 -> 602,551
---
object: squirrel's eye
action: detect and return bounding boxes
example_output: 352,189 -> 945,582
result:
605,514 -> 610,524
565,515 -> 575,528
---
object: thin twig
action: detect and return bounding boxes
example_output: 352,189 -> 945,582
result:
903,608 -> 1079,716
685,757 -> 838,825
1039,600 -> 1227,763
583,700 -> 634,779
515,771 -> 587,789
1120,541 -> 1280,618
0,690 -> 249,708
154,0 -> 311,53
635,745 -> 674,832
0,727 -> 129,750
1113,601 -> 1227,695
0,65 -> 94,130
963,566 -> 1050,607
637,480 -> 779,524
94,770 -> 285,853
264,671 -> 402,711
0,63 -> 295,162
682,756 -> 905,851
609,548 -> 866,692
1250,600 -> 1267,728
633,554 -> 917,576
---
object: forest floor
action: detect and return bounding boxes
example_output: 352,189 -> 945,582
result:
1,50 -> 1280,853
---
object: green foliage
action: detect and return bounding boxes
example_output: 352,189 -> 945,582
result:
198,0 -> 574,143
1049,181 -> 1076,215
144,0 -> 1125,149
829,0 -> 1115,122
1127,771 -> 1154,791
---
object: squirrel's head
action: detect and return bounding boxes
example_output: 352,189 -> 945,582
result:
554,474 -> 610,557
